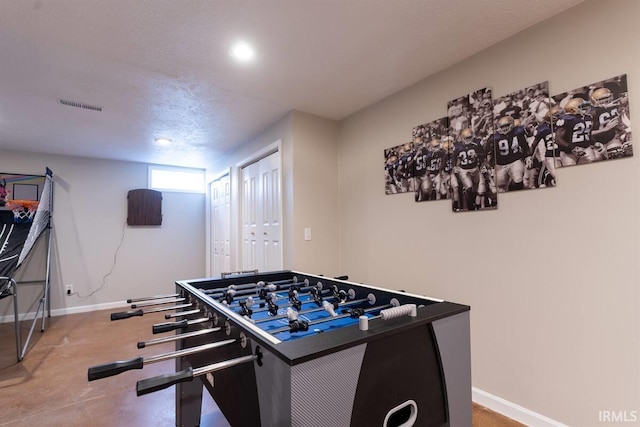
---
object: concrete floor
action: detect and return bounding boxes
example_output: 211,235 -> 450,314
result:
0,308 -> 523,427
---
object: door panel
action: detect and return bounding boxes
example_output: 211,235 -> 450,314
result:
241,151 -> 282,272
209,174 -> 231,276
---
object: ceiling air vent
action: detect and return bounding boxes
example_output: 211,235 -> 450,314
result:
58,99 -> 103,112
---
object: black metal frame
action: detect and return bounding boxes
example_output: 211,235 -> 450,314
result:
0,168 -> 54,362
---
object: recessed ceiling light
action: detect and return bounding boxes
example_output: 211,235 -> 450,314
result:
155,138 -> 172,146
229,41 -> 255,62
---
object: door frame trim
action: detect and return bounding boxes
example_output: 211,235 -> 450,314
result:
236,140 -> 281,169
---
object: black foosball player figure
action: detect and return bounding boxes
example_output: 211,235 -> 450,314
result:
289,319 -> 309,332
265,293 -> 279,316
258,286 -> 269,301
330,285 -> 348,303
310,287 -> 323,306
341,307 -> 365,318
287,288 -> 302,311
289,282 -> 302,293
287,308 -> 309,332
220,291 -> 235,305
238,300 -> 253,318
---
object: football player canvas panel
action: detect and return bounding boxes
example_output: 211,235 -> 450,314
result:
384,141 -> 416,195
551,74 -> 632,168
448,88 -> 498,212
491,81 -> 555,191
412,117 -> 451,202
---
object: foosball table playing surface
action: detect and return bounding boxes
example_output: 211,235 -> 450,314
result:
89,270 -> 471,427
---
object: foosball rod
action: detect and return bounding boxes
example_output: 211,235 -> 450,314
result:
269,301 -> 394,334
131,298 -> 186,309
152,316 -> 211,334
357,304 -> 418,331
164,309 -> 201,319
252,284 -> 352,309
226,282 -> 330,309
127,294 -> 180,303
137,327 -> 221,349
246,289 -> 333,313
88,338 -> 237,381
110,304 -> 194,321
225,277 -> 301,292
203,278 -> 311,299
248,287 -> 355,317
363,304 -> 418,322
203,284 -> 276,298
252,281 -> 329,302
223,282 -> 320,308
201,277 -> 302,297
136,349 -> 262,396
252,293 -> 372,324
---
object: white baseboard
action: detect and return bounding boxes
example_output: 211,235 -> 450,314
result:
0,300 -> 129,323
473,387 -> 569,427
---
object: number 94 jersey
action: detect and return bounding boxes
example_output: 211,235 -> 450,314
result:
488,126 -> 530,166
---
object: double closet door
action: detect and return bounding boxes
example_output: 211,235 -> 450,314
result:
241,151 -> 282,273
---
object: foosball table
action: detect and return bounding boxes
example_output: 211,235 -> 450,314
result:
88,270 -> 471,426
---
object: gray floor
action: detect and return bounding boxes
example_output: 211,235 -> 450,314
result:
0,308 -> 521,426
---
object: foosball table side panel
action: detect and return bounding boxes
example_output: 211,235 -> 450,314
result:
289,343 -> 367,427
433,310 -> 472,427
253,348 -> 293,426
348,324 -> 448,427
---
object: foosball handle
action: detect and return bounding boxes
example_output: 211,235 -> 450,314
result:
152,319 -> 188,334
110,310 -> 144,321
88,357 -> 144,381
136,368 -> 194,396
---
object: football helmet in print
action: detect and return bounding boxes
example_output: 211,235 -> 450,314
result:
460,128 -> 474,143
496,116 -> 514,135
564,97 -> 591,115
590,87 -> 614,107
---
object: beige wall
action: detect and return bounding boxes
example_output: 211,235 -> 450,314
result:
338,0 -> 639,425
291,112 -> 340,275
0,149 -> 205,318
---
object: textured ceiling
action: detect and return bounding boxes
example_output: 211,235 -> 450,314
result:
0,0 -> 584,168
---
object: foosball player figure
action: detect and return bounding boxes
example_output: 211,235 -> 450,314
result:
287,288 -> 302,311
220,291 -> 235,305
286,308 -> 309,332
265,294 -> 279,316
330,285 -> 348,303
238,300 -> 253,318
341,307 -> 365,318
310,287 -> 323,306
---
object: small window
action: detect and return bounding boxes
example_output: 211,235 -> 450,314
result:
148,166 -> 205,193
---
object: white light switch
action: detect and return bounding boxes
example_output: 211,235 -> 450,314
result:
304,228 -> 312,241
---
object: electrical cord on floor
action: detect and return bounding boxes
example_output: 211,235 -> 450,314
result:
74,221 -> 126,299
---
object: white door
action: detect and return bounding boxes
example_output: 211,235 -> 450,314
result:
242,161 -> 259,270
241,151 -> 282,272
260,151 -> 282,271
210,174 -> 231,276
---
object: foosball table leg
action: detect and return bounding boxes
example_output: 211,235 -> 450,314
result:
175,354 -> 203,427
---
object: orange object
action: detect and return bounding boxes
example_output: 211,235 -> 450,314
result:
6,199 -> 39,211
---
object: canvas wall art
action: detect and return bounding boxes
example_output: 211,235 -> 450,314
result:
448,88 -> 497,212
551,74 -> 632,167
